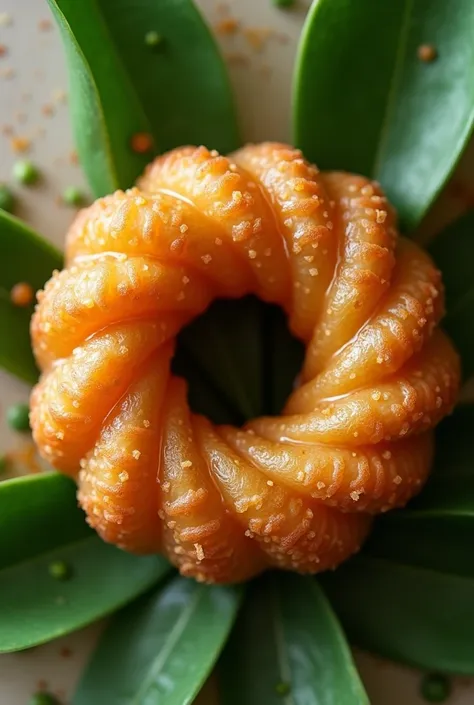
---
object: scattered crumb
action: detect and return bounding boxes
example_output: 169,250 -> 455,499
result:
0,44 -> 7,57
0,66 -> 15,79
60,646 -> 72,658
215,17 -> 239,35
417,44 -> 437,62
225,52 -> 249,66
38,18 -> 53,32
10,136 -> 31,153
14,111 -> 27,123
42,103 -> 55,117
0,13 -> 12,27
215,2 -> 230,13
260,64 -> 272,77
70,149 -> 79,165
1,124 -> 13,135
36,679 -> 48,691
131,132 -> 153,153
243,27 -> 272,52
52,88 -> 67,104
10,282 -> 34,307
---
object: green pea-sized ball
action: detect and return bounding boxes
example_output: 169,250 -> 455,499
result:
420,673 -> 452,702
48,560 -> 72,581
145,30 -> 163,48
6,403 -> 30,432
62,185 -> 85,207
13,159 -> 40,185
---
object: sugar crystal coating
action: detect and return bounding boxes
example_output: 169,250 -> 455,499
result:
30,143 -> 460,583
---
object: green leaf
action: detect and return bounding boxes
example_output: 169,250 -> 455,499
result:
219,573 -> 369,704
322,555 -> 474,675
293,0 -> 474,231
48,0 -> 240,197
0,210 -> 62,382
0,473 -> 170,652
73,576 -> 241,705
324,404 -> 474,673
179,297 -> 265,423
429,211 -> 474,378
364,404 -> 474,576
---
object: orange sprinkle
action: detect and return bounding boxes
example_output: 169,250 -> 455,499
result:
42,103 -> 55,117
131,132 -> 153,154
215,17 -> 239,35
225,52 -> 249,67
418,44 -> 437,62
10,136 -> 31,153
0,66 -> 15,79
243,27 -> 272,52
11,282 -> 34,307
38,18 -> 53,31
0,44 -> 7,57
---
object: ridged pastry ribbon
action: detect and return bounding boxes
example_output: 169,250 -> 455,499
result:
31,143 -> 460,583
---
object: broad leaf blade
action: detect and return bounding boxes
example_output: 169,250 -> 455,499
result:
219,573 -> 369,704
365,405 -> 474,576
48,0 -> 240,197
0,473 -> 170,652
1,211 -> 62,382
429,211 -> 474,378
0,473 -> 90,569
323,555 -> 474,675
293,0 -> 474,231
73,576 -> 242,705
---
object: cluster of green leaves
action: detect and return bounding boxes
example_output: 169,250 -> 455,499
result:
1,0 -> 474,702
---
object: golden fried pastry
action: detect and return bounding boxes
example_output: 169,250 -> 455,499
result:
30,143 -> 460,583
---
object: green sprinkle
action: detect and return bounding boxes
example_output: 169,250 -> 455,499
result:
6,403 -> 30,432
272,0 -> 295,7
49,560 -> 72,581
275,682 -> 291,696
28,692 -> 60,705
62,185 -> 85,207
0,184 -> 15,212
145,30 -> 163,48
13,159 -> 40,185
420,673 -> 452,702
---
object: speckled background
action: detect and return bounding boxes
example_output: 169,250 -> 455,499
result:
0,1 -> 473,703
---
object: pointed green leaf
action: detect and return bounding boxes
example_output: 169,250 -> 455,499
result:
73,577 -> 242,705
48,0 -> 240,197
0,473 -> 170,652
323,555 -> 474,675
364,404 -> 474,576
429,211 -> 474,378
219,573 -> 369,704
293,0 -> 474,231
0,210 -> 62,382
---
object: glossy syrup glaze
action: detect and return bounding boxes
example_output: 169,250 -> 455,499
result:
30,143 -> 460,583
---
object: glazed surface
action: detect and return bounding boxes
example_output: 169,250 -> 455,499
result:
30,143 -> 460,583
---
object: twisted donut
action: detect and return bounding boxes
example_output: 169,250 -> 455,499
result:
30,143 -> 460,584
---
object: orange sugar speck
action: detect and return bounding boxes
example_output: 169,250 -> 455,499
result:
11,282 -> 34,307
131,132 -> 153,154
418,44 -> 437,62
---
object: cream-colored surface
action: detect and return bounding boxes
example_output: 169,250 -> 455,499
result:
0,0 -> 472,702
